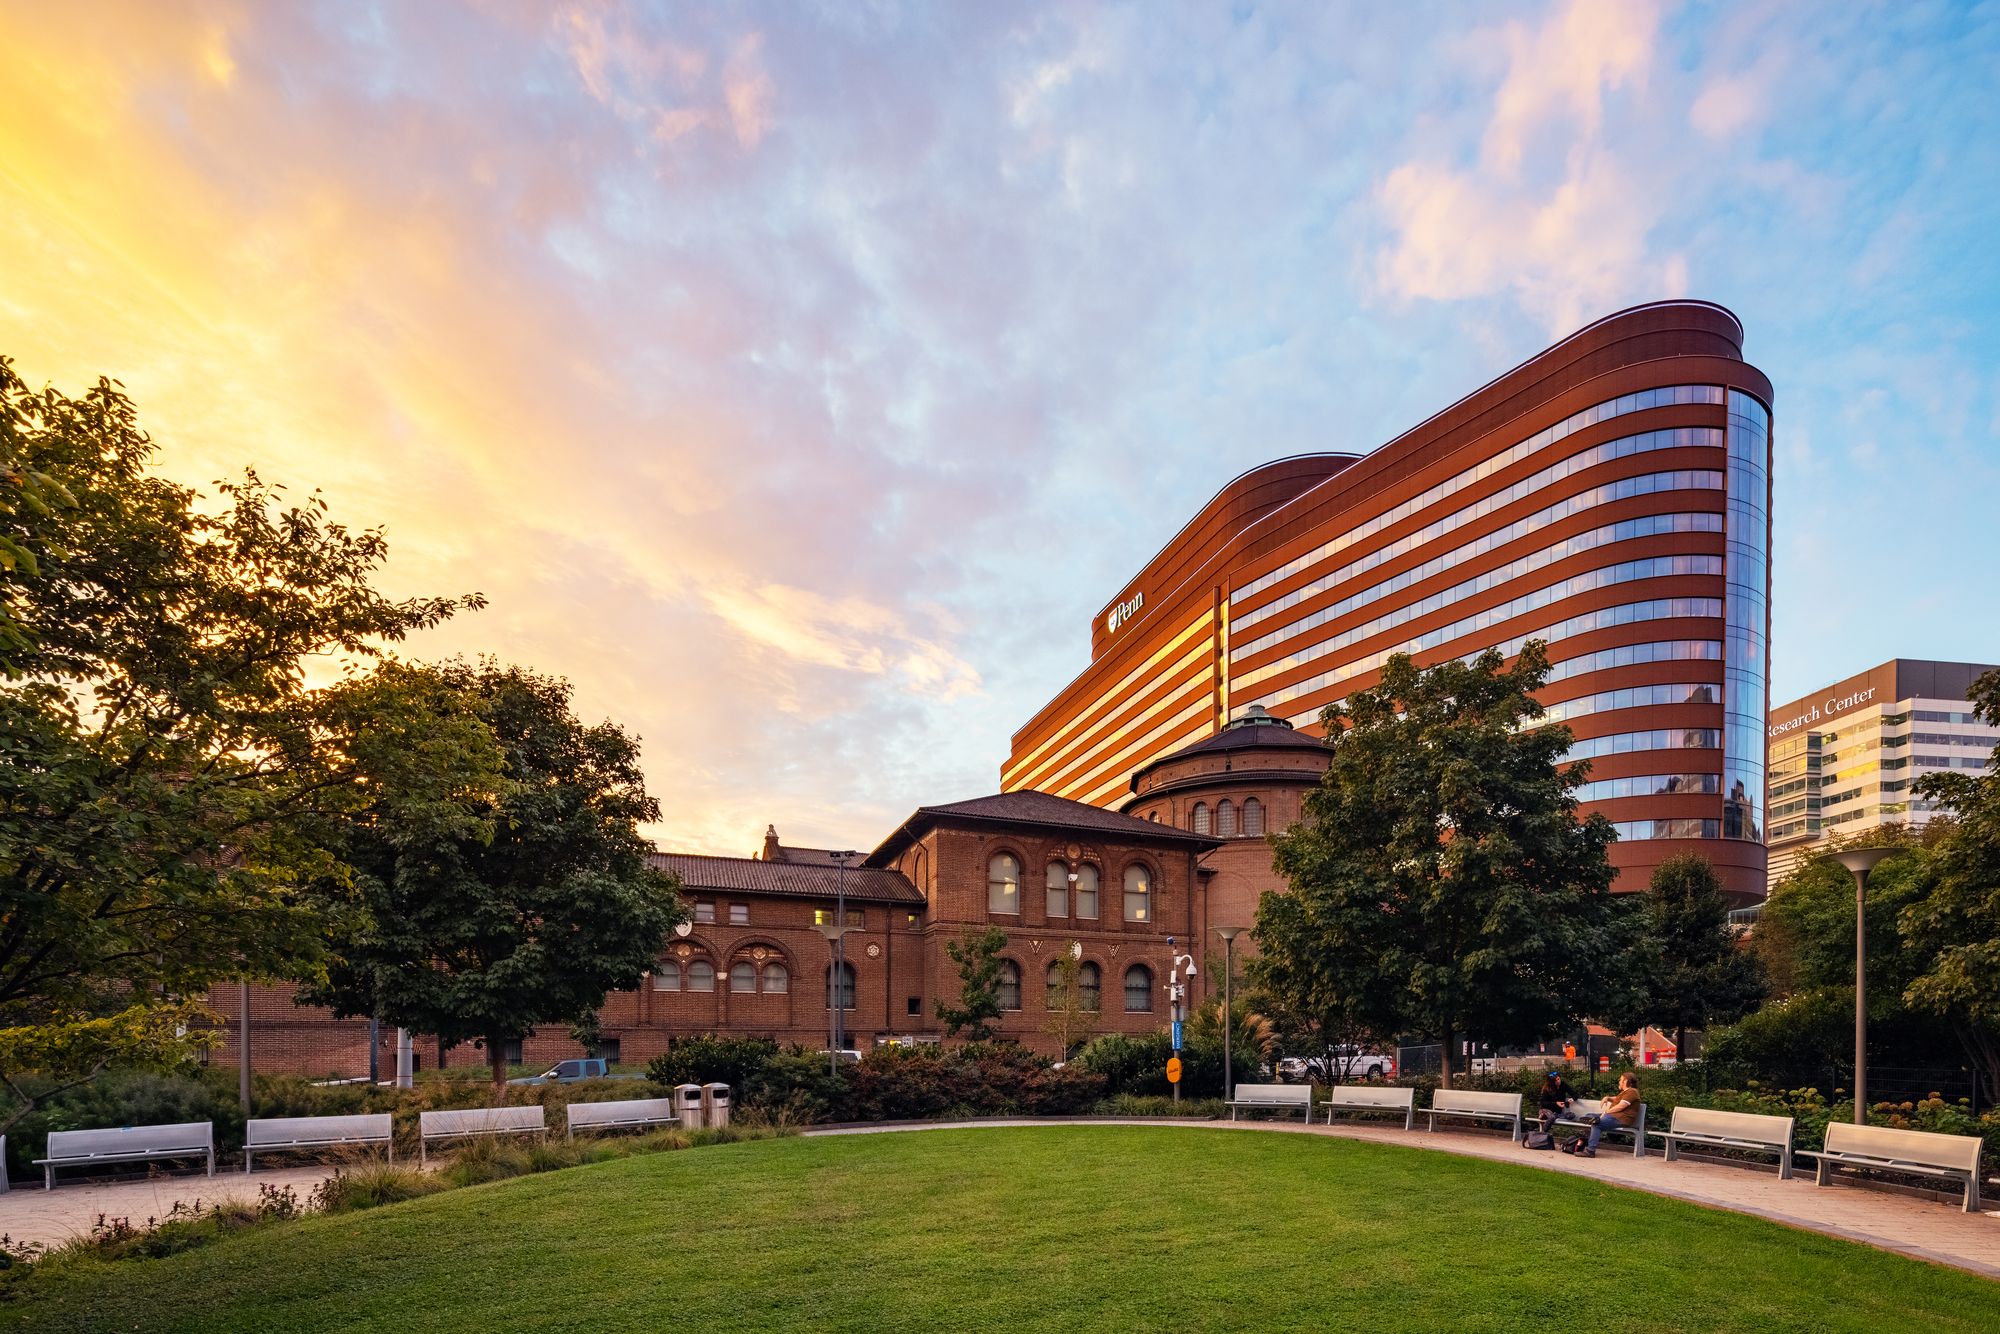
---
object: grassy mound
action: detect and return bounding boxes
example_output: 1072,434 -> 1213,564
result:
5,1126 -> 1996,1331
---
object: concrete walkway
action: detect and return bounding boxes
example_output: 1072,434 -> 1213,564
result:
0,1166 -> 341,1252
805,1117 -> 2000,1281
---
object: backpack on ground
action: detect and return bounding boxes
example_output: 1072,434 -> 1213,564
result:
1522,1130 -> 1556,1150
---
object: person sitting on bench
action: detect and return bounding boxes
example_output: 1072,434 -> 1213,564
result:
1536,1070 -> 1578,1135
1564,1072 -> 1640,1158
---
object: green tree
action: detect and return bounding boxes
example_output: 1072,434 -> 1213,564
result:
1612,854 -> 1765,1058
1042,945 -> 1099,1059
300,661 -> 683,1088
1263,643 -> 1625,1086
0,361 -> 484,1120
1904,667 -> 2000,1103
936,926 -> 1008,1041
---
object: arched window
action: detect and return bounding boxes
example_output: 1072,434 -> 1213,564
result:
687,960 -> 715,993
997,960 -> 1021,1011
988,852 -> 1021,915
1191,802 -> 1211,835
1124,964 -> 1153,1013
1074,864 -> 1100,918
652,960 -> 681,991
762,962 -> 789,993
1216,799 -> 1237,837
1078,962 -> 1101,1012
1123,864 -> 1152,923
826,961 -> 855,1010
1045,863 -> 1069,918
1242,796 -> 1264,837
729,962 -> 756,993
1045,960 -> 1065,1009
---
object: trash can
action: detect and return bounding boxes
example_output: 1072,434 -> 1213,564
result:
702,1082 -> 732,1129
675,1083 -> 706,1131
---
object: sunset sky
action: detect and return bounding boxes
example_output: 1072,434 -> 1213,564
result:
3,1 -> 1997,855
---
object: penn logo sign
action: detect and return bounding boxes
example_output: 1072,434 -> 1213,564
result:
1105,592 -> 1145,635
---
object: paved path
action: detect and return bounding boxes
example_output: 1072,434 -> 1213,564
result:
0,1167 -> 341,1251
805,1117 -> 2000,1281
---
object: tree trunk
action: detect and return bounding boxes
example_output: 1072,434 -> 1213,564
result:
1674,1024 -> 1687,1064
1439,1026 -> 1454,1090
488,1034 -> 507,1091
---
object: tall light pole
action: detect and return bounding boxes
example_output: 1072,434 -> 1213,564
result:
1831,845 -> 1897,1125
826,850 -> 861,1076
1216,926 -> 1243,1103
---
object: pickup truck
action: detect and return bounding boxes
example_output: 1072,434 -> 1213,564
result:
506,1058 -> 642,1085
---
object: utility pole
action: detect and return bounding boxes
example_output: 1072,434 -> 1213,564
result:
827,850 -> 861,1076
1216,926 -> 1242,1103
238,981 -> 252,1113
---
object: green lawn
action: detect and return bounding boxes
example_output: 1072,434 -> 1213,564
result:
5,1126 -> 1997,1332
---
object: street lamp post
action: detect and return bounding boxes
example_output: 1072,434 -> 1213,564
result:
1166,937 -> 1197,1105
1216,926 -> 1243,1103
1831,845 -> 1898,1125
827,851 -> 861,1076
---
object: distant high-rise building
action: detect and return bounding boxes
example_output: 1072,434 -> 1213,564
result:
1766,658 -> 1999,888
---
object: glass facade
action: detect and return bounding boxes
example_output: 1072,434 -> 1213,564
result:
1722,392 -> 1771,840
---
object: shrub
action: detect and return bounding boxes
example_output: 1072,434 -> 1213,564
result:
646,1035 -> 782,1091
1702,987 -> 1855,1091
1072,1032 -> 1249,1100
840,1044 -> 1104,1121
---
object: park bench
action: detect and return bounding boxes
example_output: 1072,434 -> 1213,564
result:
565,1097 -> 680,1140
1653,1106 -> 1794,1179
1320,1084 -> 1415,1131
244,1113 -> 394,1172
1548,1097 -> 1648,1158
1424,1089 -> 1523,1141
1797,1121 -> 1984,1213
417,1105 -> 547,1167
36,1121 -> 215,1190
1226,1084 -> 1314,1122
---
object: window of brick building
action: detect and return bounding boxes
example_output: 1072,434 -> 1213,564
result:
1191,802 -> 1210,835
1079,962 -> 1101,1012
815,908 -> 865,929
653,960 -> 681,991
694,901 -> 715,924
729,903 -> 749,925
1216,799 -> 1237,837
1045,863 -> 1069,917
1124,965 -> 1153,1013
597,1038 -> 621,1064
988,853 -> 1021,914
503,1038 -> 524,1064
1242,797 -> 1264,837
730,962 -> 756,992
827,962 -> 856,1010
997,960 -> 1021,1011
1123,865 -> 1151,923
907,996 -> 922,1017
1075,864 -> 1099,918
688,960 -> 715,992
763,962 -> 789,993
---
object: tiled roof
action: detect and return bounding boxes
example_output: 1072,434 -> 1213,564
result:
650,852 -> 924,905
769,844 -> 844,865
1128,715 -> 1329,790
867,790 -> 1218,865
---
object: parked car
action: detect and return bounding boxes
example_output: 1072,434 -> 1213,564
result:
1277,1049 -> 1395,1082
507,1058 -> 641,1085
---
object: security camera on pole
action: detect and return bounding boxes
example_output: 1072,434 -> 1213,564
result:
1166,937 -> 1197,1105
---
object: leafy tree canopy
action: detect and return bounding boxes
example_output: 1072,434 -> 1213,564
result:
1259,643 -> 1627,1085
937,926 -> 1008,1041
1605,853 -> 1764,1055
299,661 -> 683,1086
0,361 -> 485,1098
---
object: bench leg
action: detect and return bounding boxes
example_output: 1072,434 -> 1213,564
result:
1778,1146 -> 1793,1181
207,1149 -> 216,1177
245,1149 -> 254,1175
1815,1158 -> 1832,1188
1963,1175 -> 1979,1214
1664,1139 -> 1679,1163
44,1165 -> 53,1191
1510,1116 -> 1521,1143
1402,1109 -> 1412,1132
